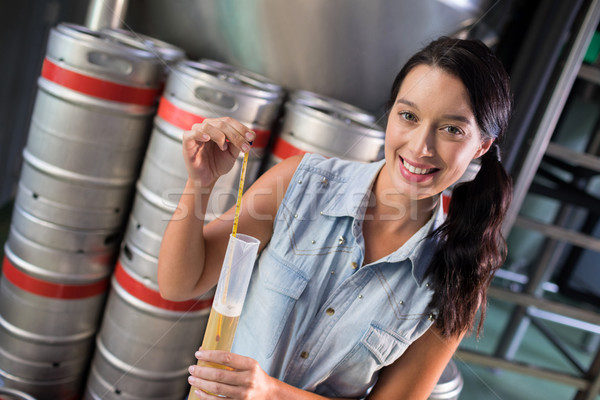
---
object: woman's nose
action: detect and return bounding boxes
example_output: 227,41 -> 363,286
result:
408,124 -> 435,157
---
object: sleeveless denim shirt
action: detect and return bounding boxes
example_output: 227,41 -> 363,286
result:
231,154 -> 444,398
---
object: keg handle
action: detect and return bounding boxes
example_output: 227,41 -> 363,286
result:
194,87 -> 238,111
87,51 -> 134,76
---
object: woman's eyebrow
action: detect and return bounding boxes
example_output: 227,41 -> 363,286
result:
396,98 -> 472,126
395,97 -> 419,110
441,114 -> 472,126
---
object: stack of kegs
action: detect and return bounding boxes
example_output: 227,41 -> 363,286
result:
83,59 -> 284,400
266,90 -> 385,167
0,23 -> 178,399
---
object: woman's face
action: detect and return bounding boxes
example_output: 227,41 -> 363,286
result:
385,64 -> 492,200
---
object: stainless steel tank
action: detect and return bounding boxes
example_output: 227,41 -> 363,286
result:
126,0 -> 490,113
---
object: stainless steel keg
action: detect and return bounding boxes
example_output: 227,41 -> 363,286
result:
267,90 -> 384,169
0,252 -> 109,399
138,59 -> 284,219
84,261 -> 213,400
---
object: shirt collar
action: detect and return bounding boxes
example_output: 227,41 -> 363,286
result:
320,158 -> 445,287
320,159 -> 385,219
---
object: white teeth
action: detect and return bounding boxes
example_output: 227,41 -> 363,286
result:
403,159 -> 433,175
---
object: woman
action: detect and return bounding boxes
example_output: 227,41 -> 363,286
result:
158,36 -> 512,399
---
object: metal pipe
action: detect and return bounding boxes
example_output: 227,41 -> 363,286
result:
488,287 -> 600,327
503,0 -> 600,235
574,345 -> 600,400
454,349 -> 588,389
85,0 -> 129,30
502,0 -> 583,173
528,316 -> 587,374
528,308 -> 600,336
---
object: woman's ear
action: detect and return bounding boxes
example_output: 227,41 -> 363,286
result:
474,138 -> 494,159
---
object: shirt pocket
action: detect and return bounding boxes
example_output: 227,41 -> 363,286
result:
240,252 -> 309,358
316,323 -> 411,398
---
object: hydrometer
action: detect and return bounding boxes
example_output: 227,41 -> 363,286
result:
188,149 -> 260,399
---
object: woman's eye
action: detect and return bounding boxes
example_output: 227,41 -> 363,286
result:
443,125 -> 463,135
399,112 -> 417,122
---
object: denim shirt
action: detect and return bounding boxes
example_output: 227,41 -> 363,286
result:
232,154 -> 445,398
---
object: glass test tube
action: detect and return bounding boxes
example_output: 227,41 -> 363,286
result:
188,233 -> 260,399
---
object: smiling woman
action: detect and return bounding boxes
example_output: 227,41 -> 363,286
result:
157,36 -> 513,400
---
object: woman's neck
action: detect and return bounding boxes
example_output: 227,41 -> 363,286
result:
365,164 -> 438,235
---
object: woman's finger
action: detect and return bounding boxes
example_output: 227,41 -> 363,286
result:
191,117 -> 255,153
195,349 -> 253,371
190,364 -> 244,386
188,373 -> 239,399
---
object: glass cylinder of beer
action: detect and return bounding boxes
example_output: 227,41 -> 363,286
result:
189,233 -> 260,399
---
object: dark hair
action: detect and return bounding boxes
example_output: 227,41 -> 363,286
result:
389,37 -> 513,337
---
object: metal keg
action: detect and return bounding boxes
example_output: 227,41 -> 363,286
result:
26,22 -> 164,180
267,90 -> 384,168
0,249 -> 110,339
16,151 -> 130,230
428,359 -> 464,400
0,253 -> 108,397
18,23 -> 168,232
85,261 -> 213,400
138,59 -> 284,218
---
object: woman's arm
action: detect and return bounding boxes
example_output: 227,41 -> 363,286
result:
157,116 -> 302,301
367,324 -> 465,400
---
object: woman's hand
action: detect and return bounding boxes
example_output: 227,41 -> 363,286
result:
188,349 -> 276,399
183,117 -> 256,187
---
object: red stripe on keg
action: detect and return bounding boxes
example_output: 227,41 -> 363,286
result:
272,136 -> 308,160
1,256 -> 108,299
157,96 -> 271,149
114,261 -> 213,312
41,58 -> 160,106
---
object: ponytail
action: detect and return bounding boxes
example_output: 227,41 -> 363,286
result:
427,142 -> 512,337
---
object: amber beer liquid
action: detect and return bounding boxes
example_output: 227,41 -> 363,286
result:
199,302 -> 242,368
188,303 -> 243,399
188,233 -> 260,400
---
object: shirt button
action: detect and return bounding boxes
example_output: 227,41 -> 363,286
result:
300,351 -> 309,359
351,262 -> 358,269
325,307 -> 335,316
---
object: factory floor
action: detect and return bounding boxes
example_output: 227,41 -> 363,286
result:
0,201 -> 598,400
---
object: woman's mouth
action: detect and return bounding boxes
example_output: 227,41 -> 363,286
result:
402,158 -> 436,175
399,157 -> 439,181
